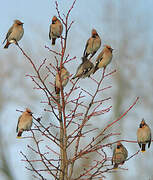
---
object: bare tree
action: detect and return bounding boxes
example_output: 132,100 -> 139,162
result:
11,1 -> 143,179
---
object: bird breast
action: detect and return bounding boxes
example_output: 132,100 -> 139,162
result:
51,23 -> 63,38
113,152 -> 126,164
18,114 -> 32,131
8,25 -> 24,42
98,53 -> 112,68
87,37 -> 101,53
56,71 -> 69,88
137,127 -> 151,142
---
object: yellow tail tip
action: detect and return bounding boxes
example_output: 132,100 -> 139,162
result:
16,136 -> 22,139
141,150 -> 146,153
113,165 -> 118,170
113,168 -> 118,170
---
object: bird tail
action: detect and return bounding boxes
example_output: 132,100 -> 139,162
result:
81,56 -> 88,62
2,38 -> 6,44
93,66 -> 98,74
72,76 -> 76,80
113,164 -> 118,169
55,86 -> 60,95
56,93 -> 60,104
83,50 -> 88,59
52,38 -> 56,45
16,131 -> 23,138
84,54 -> 88,58
141,144 -> 146,152
4,41 -> 10,48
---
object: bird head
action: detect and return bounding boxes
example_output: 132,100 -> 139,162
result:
52,16 -> 58,24
104,45 -> 114,52
91,29 -> 98,37
140,119 -> 146,128
26,108 -> 33,115
116,142 -> 122,149
14,20 -> 24,25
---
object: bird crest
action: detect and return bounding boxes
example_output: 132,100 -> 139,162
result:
14,20 -> 23,25
91,29 -> 98,36
26,108 -> 32,114
52,16 -> 58,21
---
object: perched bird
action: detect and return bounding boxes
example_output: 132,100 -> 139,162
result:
112,142 -> 128,169
137,119 -> 151,152
55,66 -> 70,94
93,45 -> 113,74
72,58 -> 94,79
83,29 -> 101,59
3,20 -> 24,48
49,16 -> 63,45
16,108 -> 33,138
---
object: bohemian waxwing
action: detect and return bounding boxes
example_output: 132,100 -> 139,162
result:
72,57 -> 94,79
93,45 -> 113,74
3,20 -> 24,48
83,29 -> 101,59
112,142 -> 128,169
16,108 -> 33,138
49,16 -> 63,45
55,66 -> 70,94
137,119 -> 151,152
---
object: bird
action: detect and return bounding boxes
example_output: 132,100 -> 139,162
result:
112,142 -> 128,169
16,108 -> 33,138
83,29 -> 101,59
49,16 -> 63,45
72,57 -> 94,79
137,119 -> 151,152
3,19 -> 24,48
55,66 -> 70,94
93,45 -> 113,74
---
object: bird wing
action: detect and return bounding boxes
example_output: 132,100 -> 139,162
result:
83,67 -> 90,75
59,23 -> 63,35
148,133 -> 152,148
72,64 -> 82,79
3,26 -> 13,44
16,115 -> 21,132
83,38 -> 89,57
49,25 -> 51,40
112,148 -> 116,164
123,147 -> 128,159
95,50 -> 104,69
